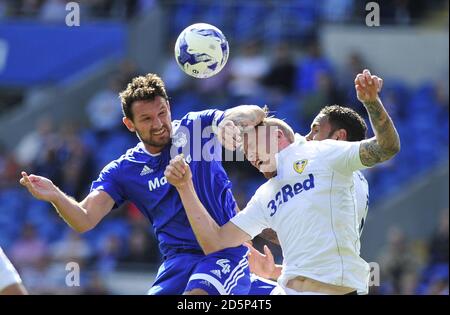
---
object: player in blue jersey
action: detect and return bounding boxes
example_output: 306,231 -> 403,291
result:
19,73 -> 266,295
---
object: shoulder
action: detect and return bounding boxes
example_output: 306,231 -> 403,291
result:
100,143 -> 143,174
311,139 -> 361,159
178,109 -> 224,126
181,109 -> 220,120
252,179 -> 278,202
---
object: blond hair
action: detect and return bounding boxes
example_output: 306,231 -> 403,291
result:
260,117 -> 295,143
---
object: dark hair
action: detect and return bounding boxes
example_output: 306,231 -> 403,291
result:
319,105 -> 367,141
119,73 -> 169,120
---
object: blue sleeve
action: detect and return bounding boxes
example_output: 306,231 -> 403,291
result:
187,109 -> 225,130
90,161 -> 126,207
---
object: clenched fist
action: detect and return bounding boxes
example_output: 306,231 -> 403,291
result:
164,155 -> 192,188
355,69 -> 383,104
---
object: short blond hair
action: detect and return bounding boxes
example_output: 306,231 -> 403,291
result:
259,117 -> 295,143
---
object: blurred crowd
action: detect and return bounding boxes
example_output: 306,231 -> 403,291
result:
0,0 -> 448,295
373,210 -> 449,294
0,0 -> 448,26
0,0 -> 155,21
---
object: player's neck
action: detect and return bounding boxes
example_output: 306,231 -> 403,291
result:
278,139 -> 293,152
142,143 -> 164,156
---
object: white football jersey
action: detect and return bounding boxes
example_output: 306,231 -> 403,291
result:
353,171 -> 369,237
231,135 -> 371,294
0,247 -> 22,291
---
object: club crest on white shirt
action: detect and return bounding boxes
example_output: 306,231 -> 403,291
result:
293,159 -> 308,174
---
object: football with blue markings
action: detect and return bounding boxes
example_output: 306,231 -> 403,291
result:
174,23 -> 229,79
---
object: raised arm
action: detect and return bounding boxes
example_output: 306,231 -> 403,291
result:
355,69 -> 401,167
164,155 -> 251,255
19,172 -> 113,233
217,105 -> 266,151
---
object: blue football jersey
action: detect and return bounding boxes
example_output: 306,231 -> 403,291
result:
90,109 -> 240,258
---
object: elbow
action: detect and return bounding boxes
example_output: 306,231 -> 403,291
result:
73,222 -> 95,234
201,234 -> 228,255
73,226 -> 90,234
202,242 -> 226,256
393,141 -> 401,156
387,140 -> 401,160
380,137 -> 401,162
395,138 -> 401,154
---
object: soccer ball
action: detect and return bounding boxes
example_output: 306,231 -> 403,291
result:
174,23 -> 229,79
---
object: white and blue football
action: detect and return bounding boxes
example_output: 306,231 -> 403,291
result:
174,23 -> 229,79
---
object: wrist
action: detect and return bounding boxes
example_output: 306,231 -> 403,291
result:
363,96 -> 381,107
176,180 -> 194,193
49,186 -> 63,204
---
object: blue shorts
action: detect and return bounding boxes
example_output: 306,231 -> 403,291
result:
148,247 -> 250,295
248,274 -> 278,295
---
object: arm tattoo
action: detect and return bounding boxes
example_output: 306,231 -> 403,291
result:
360,98 -> 401,167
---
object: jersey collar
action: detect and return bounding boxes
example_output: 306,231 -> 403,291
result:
275,133 -> 306,179
137,142 -> 162,157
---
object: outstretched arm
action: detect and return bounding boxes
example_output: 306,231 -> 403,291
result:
217,105 -> 266,151
19,172 -> 113,233
165,155 -> 251,255
355,70 -> 401,167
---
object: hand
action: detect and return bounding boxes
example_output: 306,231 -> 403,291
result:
244,242 -> 276,280
19,171 -> 59,202
355,69 -> 383,104
217,119 -> 242,151
164,155 -> 192,188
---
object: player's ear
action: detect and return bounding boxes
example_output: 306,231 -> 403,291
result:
277,128 -> 286,140
334,129 -> 347,141
123,117 -> 136,132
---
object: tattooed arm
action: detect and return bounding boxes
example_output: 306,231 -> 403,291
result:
355,70 -> 401,167
217,105 -> 267,151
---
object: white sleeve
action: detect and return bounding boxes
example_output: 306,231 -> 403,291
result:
0,248 -> 22,291
230,194 -> 269,239
317,140 -> 368,175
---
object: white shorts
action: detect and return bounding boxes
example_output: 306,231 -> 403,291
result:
0,247 -> 22,291
271,283 -> 330,295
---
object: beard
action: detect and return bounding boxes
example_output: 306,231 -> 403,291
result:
136,126 -> 171,149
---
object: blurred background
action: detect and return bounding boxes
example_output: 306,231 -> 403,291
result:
0,0 -> 448,295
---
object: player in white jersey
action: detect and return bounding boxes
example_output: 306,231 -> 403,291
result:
164,69 -> 400,294
255,104 -> 371,246
0,247 -> 27,295
306,105 -> 370,234
245,105 -> 371,287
